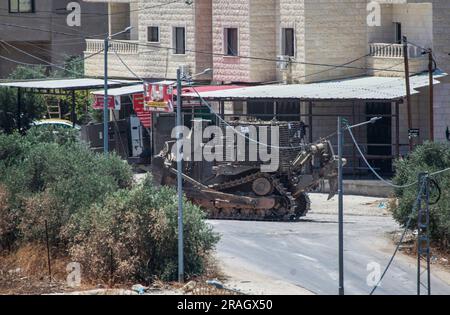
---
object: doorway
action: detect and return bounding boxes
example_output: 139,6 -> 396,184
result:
366,102 -> 392,175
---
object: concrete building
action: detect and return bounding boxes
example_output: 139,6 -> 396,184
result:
0,0 -> 108,78
83,0 -> 450,174
84,0 -> 213,81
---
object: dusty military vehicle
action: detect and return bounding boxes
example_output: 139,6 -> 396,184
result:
154,120 -> 340,221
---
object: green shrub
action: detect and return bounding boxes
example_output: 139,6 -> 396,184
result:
0,129 -> 219,283
66,176 -> 219,283
393,142 -> 450,247
0,128 -> 133,249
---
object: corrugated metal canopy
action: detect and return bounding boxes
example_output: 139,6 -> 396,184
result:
91,83 -> 243,97
0,78 -> 138,90
91,84 -> 144,97
183,72 -> 447,101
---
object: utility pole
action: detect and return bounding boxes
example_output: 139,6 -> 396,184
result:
103,35 -> 109,155
428,49 -> 434,142
417,173 -> 431,295
176,68 -> 184,283
103,26 -> 132,155
402,36 -> 413,152
337,116 -> 344,296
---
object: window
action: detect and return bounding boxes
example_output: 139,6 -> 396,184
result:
224,28 -> 238,56
173,27 -> 186,54
394,22 -> 402,44
282,28 -> 295,57
9,0 -> 34,13
147,26 -> 159,43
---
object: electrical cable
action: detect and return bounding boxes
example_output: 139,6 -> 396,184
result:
113,39 -> 407,74
346,123 -> 419,188
0,41 -> 104,77
0,0 -> 181,18
370,178 -> 427,295
110,47 -> 145,82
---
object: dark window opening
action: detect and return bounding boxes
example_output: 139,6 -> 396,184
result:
282,28 -> 295,57
174,27 -> 186,54
9,0 -> 34,13
394,22 -> 402,44
147,26 -> 159,43
225,28 -> 238,56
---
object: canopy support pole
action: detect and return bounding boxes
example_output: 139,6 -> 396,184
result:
71,90 -> 76,127
17,87 -> 22,132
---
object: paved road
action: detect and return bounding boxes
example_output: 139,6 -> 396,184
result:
210,213 -> 450,295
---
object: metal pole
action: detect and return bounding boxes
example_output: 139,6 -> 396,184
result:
417,173 -> 424,296
44,220 -> 52,281
338,116 -> 344,295
428,49 -> 434,142
17,87 -> 21,132
103,36 -> 109,155
425,176 -> 431,296
176,68 -> 184,283
71,90 -> 76,128
402,36 -> 413,152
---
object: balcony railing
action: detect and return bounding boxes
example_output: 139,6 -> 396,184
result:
369,43 -> 422,58
85,39 -> 139,54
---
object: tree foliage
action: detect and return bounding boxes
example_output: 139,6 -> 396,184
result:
393,142 -> 450,248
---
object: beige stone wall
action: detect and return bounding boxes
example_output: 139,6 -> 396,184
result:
137,0 -> 196,80
109,2 -> 131,40
249,0 -> 277,82
367,3 -> 394,44
212,0 -> 251,83
85,0 -> 213,80
392,3 -> 433,49
195,0 -> 213,80
300,0 -> 368,83
427,0 -> 450,142
404,0 -> 450,142
277,0 -> 306,83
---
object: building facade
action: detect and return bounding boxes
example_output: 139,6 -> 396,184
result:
84,0 -> 212,81
0,0 -> 108,78
83,0 -> 450,153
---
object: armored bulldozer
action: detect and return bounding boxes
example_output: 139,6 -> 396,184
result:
153,120 -> 341,221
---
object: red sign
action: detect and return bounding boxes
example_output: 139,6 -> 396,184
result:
133,93 -> 152,128
144,82 -> 174,113
92,94 -> 121,110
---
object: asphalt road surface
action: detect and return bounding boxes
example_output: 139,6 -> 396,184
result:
210,208 -> 450,295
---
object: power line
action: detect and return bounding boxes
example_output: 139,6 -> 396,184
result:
0,43 -> 104,77
370,178 -> 427,295
0,0 -> 181,18
0,22 -> 88,38
0,0 -> 181,19
113,39 -> 407,74
110,47 -> 145,82
346,124 -> 419,188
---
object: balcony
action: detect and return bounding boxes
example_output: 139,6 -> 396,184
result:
84,39 -> 141,78
367,43 -> 428,77
85,39 -> 139,54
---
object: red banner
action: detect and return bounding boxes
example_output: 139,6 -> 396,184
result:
92,94 -> 121,110
133,93 -> 152,128
144,82 -> 174,113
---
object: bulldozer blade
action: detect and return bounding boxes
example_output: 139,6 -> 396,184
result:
327,176 -> 338,200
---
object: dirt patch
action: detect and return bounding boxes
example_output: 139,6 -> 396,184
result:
309,193 -> 391,217
0,245 -> 227,295
0,244 -> 85,295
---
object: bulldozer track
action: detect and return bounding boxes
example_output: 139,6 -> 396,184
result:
205,172 -> 309,222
